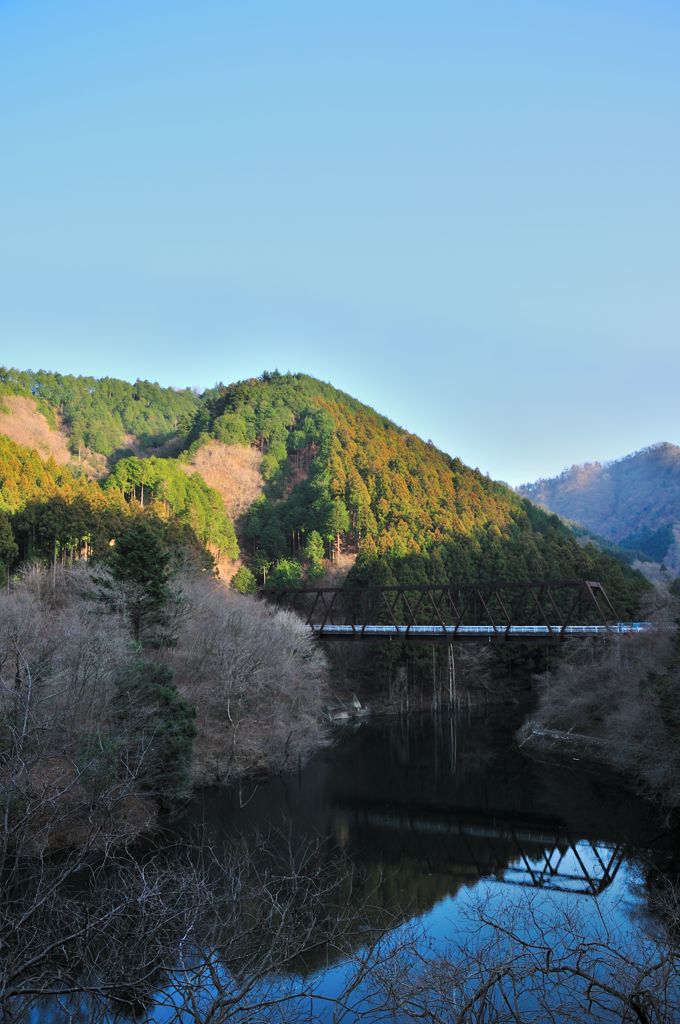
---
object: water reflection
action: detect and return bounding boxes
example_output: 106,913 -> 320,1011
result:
170,706 -> 679,1023
334,801 -> 626,895
189,704 -> 671,918
16,706 -> 680,1022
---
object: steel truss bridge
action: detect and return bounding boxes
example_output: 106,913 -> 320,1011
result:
277,579 -> 651,642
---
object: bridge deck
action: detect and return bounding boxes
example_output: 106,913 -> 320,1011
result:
277,580 -> 648,641
311,622 -> 652,641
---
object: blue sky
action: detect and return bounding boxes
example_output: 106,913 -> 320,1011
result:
0,1 -> 678,485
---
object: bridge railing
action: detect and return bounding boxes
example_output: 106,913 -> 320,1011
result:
268,579 -> 621,640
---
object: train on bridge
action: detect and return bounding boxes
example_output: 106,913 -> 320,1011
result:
272,579 -> 653,642
310,621 -> 653,640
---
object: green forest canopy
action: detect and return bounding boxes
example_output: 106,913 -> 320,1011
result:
0,434 -> 237,575
0,366 -> 200,456
189,372 -> 648,616
0,367 -> 649,617
106,455 -> 238,559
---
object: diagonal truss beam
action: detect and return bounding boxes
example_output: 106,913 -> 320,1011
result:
273,579 -> 622,640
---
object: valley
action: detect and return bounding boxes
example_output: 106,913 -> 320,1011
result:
1,365 -> 678,1023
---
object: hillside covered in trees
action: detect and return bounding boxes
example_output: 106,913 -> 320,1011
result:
0,366 -> 200,458
0,433 -> 237,577
185,372 -> 646,616
0,367 -> 647,617
519,443 -> 680,574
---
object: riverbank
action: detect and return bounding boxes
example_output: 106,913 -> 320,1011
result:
6,699 -> 680,1023
522,607 -> 680,809
0,565 -> 332,856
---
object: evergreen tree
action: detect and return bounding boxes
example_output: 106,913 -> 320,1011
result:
231,565 -> 257,594
114,660 -> 196,806
325,498 -> 350,563
109,518 -> 172,642
0,511 -> 17,582
265,558 -> 304,592
304,530 -> 325,577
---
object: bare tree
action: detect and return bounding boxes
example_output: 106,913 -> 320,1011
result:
523,590 -> 680,807
167,576 -> 330,784
0,564 -> 160,856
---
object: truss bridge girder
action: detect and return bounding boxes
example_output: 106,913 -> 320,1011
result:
274,579 -> 625,642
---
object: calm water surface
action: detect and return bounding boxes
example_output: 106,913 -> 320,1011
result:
170,704 -> 678,1021
31,704 -> 680,1022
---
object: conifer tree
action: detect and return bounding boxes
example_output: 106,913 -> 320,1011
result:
109,519 -> 172,642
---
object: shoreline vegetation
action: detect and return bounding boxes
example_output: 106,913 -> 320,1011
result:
519,583 -> 680,809
0,559 -> 330,856
2,367 -> 680,1020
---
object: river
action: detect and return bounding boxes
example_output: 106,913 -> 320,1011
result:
27,704 -> 680,1022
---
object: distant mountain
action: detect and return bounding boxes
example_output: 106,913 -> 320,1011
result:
518,443 -> 680,572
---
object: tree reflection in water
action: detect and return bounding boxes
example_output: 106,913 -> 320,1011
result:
5,707 -> 680,1022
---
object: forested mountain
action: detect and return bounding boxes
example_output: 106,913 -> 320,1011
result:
185,372 -> 646,615
0,366 -> 200,457
0,367 -> 648,616
519,444 -> 680,573
0,433 -> 236,574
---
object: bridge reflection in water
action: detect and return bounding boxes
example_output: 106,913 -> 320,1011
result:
332,801 -> 626,896
307,709 -> 668,917
183,705 -> 669,966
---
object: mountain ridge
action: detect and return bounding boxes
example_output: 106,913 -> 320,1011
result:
518,442 -> 680,572
0,367 -> 648,615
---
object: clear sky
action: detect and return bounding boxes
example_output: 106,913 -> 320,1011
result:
0,1 -> 678,485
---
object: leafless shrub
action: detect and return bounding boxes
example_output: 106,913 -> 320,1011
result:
1,827 -> 383,1024
167,576 -> 330,784
0,564 -> 154,853
525,591 -> 680,806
